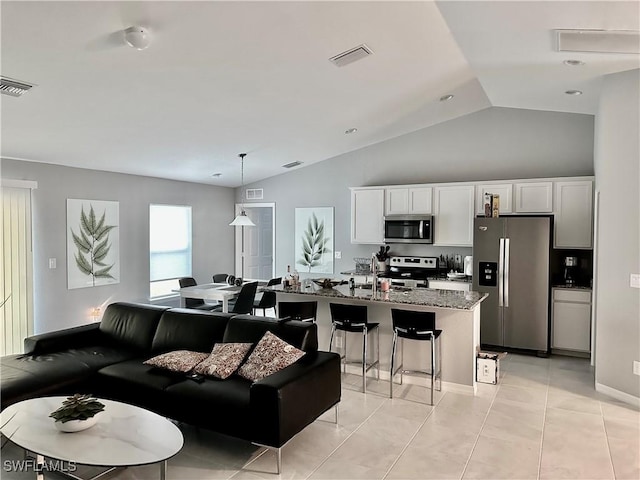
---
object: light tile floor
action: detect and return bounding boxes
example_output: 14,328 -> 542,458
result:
2,354 -> 639,480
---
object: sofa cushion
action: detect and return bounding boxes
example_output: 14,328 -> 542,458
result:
237,332 -> 305,382
222,316 -> 318,353
194,343 -> 252,379
151,309 -> 232,354
144,350 -> 209,373
99,303 -> 168,353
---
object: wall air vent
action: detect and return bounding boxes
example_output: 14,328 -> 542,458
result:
556,29 -> 640,54
1,76 -> 35,97
246,188 -> 263,200
329,44 -> 373,67
282,161 -> 303,169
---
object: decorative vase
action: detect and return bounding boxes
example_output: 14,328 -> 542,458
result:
54,414 -> 99,433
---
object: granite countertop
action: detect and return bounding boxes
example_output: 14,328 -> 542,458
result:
265,284 -> 488,311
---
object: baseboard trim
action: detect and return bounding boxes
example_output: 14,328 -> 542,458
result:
595,382 -> 640,408
342,364 -> 476,395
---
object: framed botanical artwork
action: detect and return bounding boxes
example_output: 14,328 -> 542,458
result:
294,207 -> 334,274
67,199 -> 120,289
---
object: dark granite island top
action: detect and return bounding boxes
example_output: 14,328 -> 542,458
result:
264,284 -> 488,311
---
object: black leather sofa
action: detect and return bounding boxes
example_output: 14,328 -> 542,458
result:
1,302 -> 341,470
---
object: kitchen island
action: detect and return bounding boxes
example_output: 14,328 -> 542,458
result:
265,284 -> 488,393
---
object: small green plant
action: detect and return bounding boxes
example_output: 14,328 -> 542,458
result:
71,205 -> 116,286
49,394 -> 105,423
298,213 -> 331,272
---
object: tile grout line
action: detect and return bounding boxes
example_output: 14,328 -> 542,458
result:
380,392 -> 442,480
458,373 -> 501,479
304,395 -> 388,480
599,398 -> 618,479
536,367 -> 551,480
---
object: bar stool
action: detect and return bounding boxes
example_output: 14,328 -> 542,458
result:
329,303 -> 380,393
278,301 -> 318,322
389,309 -> 442,405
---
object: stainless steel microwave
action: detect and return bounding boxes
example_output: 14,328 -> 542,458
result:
384,215 -> 433,244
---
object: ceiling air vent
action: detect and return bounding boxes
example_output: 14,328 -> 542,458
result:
246,188 -> 263,200
556,30 -> 640,54
1,76 -> 35,97
329,44 -> 373,67
282,161 -> 303,169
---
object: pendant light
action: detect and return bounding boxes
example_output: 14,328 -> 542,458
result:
230,153 -> 255,227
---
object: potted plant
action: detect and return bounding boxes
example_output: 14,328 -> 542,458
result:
49,394 -> 105,432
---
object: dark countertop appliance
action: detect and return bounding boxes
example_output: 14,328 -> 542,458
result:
472,216 -> 551,355
388,256 -> 438,287
384,215 -> 433,244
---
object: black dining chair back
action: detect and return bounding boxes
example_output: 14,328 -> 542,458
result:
253,277 -> 282,316
178,277 -> 217,311
278,301 -> 318,322
229,282 -> 259,314
213,273 -> 229,283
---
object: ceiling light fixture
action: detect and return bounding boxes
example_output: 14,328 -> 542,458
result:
345,128 -> 358,134
230,153 -> 255,227
565,90 -> 583,96
563,59 -> 585,66
124,26 -> 152,50
440,94 -> 454,102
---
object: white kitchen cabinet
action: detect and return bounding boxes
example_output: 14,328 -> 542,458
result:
514,182 -> 553,213
552,288 -> 591,353
554,180 -> 593,249
428,280 -> 470,292
475,184 -> 513,215
433,185 -> 475,246
350,188 -> 385,244
385,187 -> 432,215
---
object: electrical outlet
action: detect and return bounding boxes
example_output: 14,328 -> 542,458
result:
48,258 -> 56,269
334,251 -> 342,259
633,361 -> 640,376
630,274 -> 640,289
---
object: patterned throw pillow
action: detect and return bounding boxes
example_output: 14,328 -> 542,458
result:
194,343 -> 252,380
144,350 -> 209,373
237,331 -> 305,382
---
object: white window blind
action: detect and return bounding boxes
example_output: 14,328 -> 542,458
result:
149,204 -> 192,298
1,185 -> 35,355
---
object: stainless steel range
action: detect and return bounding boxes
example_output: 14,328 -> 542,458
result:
388,256 -> 438,287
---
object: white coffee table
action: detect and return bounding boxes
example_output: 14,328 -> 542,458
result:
0,396 -> 184,480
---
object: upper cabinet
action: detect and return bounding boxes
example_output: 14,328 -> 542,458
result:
475,184 -> 513,215
385,187 -> 432,215
351,188 -> 385,244
433,185 -> 475,246
554,181 -> 593,249
514,182 -> 553,212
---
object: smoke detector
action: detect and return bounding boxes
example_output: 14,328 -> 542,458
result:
124,26 -> 152,50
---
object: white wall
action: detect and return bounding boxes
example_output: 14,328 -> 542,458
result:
0,159 -> 236,334
241,107 -> 594,277
594,69 -> 640,402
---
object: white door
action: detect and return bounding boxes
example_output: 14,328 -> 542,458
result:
235,204 -> 275,281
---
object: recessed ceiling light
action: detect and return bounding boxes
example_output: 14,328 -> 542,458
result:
565,90 -> 583,96
345,128 -> 358,134
211,173 -> 222,178
563,59 -> 585,66
439,94 -> 454,102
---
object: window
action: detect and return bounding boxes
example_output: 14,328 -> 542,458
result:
149,205 -> 192,298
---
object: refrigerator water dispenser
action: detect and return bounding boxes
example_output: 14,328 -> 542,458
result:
478,262 -> 498,287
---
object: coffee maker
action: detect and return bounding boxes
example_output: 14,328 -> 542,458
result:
564,256 -> 578,286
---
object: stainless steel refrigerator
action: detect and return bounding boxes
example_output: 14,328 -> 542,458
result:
472,216 -> 551,354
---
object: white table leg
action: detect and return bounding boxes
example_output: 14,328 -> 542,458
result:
180,297 -> 186,308
160,460 -> 167,480
222,298 -> 229,313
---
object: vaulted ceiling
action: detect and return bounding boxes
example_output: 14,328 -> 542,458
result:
1,1 -> 638,186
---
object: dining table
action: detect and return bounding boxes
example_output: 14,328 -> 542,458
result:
174,282 -> 242,312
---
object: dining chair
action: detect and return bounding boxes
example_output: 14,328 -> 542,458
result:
178,277 -> 218,311
212,273 -> 230,283
252,277 -> 282,317
213,281 -> 258,314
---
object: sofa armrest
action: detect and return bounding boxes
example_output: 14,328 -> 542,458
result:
23,323 -> 102,355
249,351 -> 341,448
